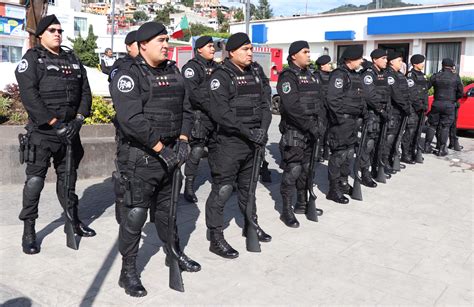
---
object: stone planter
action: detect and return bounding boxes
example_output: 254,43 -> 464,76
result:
0,124 -> 116,185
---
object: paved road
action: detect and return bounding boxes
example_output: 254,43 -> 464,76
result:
1,119 -> 472,306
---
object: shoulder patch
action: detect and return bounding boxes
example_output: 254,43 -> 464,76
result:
407,79 -> 415,87
210,79 -> 220,90
282,81 -> 291,94
184,67 -> 194,78
72,64 -> 80,70
17,59 -> 28,73
363,75 -> 373,85
387,76 -> 395,85
334,78 -> 344,89
117,75 -> 135,93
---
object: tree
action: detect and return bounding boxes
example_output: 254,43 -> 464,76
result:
234,8 -> 244,22
181,0 -> 193,7
68,25 -> 99,67
133,10 -> 148,22
216,9 -> 225,25
254,0 -> 273,20
154,3 -> 177,26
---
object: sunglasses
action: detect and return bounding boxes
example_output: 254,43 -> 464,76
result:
46,28 -> 64,34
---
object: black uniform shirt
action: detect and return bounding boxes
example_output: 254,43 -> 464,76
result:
361,64 -> 388,113
110,55 -> 193,149
208,58 -> 272,136
15,45 -> 92,127
386,66 -> 410,114
406,69 -> 431,111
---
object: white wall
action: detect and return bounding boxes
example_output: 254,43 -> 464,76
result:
230,3 -> 474,75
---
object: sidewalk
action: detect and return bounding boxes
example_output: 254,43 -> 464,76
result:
1,122 -> 472,306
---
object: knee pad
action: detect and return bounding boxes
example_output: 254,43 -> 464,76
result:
216,184 -> 233,203
387,134 -> 396,146
282,163 -> 302,185
189,146 -> 205,164
24,176 -> 45,198
347,147 -> 355,159
123,207 -> 148,234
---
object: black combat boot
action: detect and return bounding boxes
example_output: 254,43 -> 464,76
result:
449,139 -> 463,151
339,178 -> 353,195
437,145 -> 449,157
119,257 -> 147,297
293,190 -> 308,214
326,180 -> 349,204
209,230 -> 239,259
183,176 -> 198,203
71,207 -> 96,237
424,141 -> 433,154
361,168 -> 377,188
165,246 -> 201,272
22,219 -> 40,255
242,216 -> 272,242
401,153 -> 416,164
280,196 -> 300,228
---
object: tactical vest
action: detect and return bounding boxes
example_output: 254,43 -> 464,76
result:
221,63 -> 263,129
282,67 -> 322,119
189,58 -> 216,108
34,47 -> 83,122
336,67 -> 364,115
368,67 -> 390,104
408,70 -> 429,99
433,70 -> 458,101
136,60 -> 184,139
317,70 -> 330,97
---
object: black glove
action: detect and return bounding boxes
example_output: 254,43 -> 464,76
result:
308,125 -> 319,141
175,140 -> 189,167
53,121 -> 69,144
66,118 -> 83,140
379,109 -> 389,121
248,128 -> 268,146
158,146 -> 178,171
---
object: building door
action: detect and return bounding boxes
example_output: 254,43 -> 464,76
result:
378,43 -> 410,65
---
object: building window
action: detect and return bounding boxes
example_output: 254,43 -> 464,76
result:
0,45 -> 22,63
74,17 -> 87,37
48,0 -> 56,5
337,44 -> 363,62
425,42 -> 461,74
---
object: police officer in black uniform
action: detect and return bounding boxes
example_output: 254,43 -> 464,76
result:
315,55 -> 332,161
405,54 -> 431,163
205,32 -> 272,259
110,22 -> 200,297
384,51 -> 411,172
326,45 -> 365,204
15,15 -> 95,255
108,30 -> 138,83
181,36 -> 218,203
425,58 -> 464,156
277,41 -> 323,228
360,49 -> 390,187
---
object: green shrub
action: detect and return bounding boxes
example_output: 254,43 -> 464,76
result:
84,96 -> 115,124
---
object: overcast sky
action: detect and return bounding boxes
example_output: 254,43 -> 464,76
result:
264,0 -> 467,16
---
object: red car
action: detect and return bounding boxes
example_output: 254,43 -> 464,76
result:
428,83 -> 474,130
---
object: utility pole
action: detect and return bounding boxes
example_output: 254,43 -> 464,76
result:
245,0 -> 250,34
111,0 -> 116,52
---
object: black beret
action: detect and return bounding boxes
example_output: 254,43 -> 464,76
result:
35,14 -> 60,37
341,45 -> 363,60
226,32 -> 251,51
288,40 -> 310,57
195,36 -> 213,50
410,54 -> 425,65
136,22 -> 167,42
124,30 -> 137,45
387,51 -> 403,62
316,55 -> 331,66
442,58 -> 454,67
370,49 -> 387,59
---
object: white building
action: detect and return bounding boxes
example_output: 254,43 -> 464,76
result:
230,2 -> 474,76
